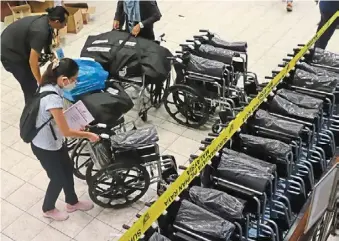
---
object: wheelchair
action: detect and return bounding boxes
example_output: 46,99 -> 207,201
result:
163,30 -> 259,128
76,125 -> 178,208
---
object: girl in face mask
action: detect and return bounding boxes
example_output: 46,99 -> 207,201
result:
31,58 -> 99,221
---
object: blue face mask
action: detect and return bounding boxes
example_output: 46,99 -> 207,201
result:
63,78 -> 76,91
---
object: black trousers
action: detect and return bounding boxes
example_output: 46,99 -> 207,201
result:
31,144 -> 78,212
1,58 -> 38,103
315,10 -> 339,50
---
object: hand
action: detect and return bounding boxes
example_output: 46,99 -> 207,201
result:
131,24 -> 141,36
87,132 -> 100,143
113,20 -> 120,30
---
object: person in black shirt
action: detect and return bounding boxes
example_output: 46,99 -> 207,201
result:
1,6 -> 69,103
112,0 -> 161,40
314,0 -> 339,50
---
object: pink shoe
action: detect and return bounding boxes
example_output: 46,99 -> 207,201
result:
66,200 -> 94,213
43,208 -> 69,221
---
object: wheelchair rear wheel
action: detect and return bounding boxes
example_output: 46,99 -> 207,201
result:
163,84 -> 210,128
88,162 -> 150,208
71,139 -> 91,180
85,161 -> 100,186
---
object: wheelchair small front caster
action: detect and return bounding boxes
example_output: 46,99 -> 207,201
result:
139,111 -> 148,122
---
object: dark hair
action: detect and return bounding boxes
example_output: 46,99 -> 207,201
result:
46,6 -> 69,23
41,58 -> 79,86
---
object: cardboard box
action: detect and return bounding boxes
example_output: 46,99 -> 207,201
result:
64,3 -> 95,24
7,3 -> 31,21
65,7 -> 83,33
28,1 -> 54,13
81,7 -> 95,24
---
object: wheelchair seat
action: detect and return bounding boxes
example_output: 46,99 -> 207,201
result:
254,109 -> 304,138
110,126 -> 159,148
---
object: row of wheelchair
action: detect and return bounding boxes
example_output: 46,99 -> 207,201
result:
118,45 -> 339,240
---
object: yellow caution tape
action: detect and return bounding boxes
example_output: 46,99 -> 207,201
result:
119,11 -> 339,241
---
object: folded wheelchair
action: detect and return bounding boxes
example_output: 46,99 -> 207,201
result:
163,30 -> 259,128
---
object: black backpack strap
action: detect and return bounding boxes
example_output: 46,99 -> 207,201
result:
36,91 -> 60,132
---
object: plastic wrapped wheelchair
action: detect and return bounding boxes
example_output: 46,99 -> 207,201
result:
163,30 -> 259,128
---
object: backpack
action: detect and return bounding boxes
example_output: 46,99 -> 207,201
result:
20,91 -> 58,143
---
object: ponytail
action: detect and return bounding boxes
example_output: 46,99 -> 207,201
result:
41,58 -> 79,86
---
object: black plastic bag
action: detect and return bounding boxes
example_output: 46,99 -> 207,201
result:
110,126 -> 159,148
297,62 -> 339,81
174,200 -> 235,241
222,148 -> 277,173
292,69 -> 337,93
80,86 -> 134,125
277,89 -> 323,110
239,134 -> 291,161
149,233 -> 171,241
254,109 -> 304,137
186,54 -> 225,77
197,44 -> 234,64
209,36 -> 247,52
217,151 -> 273,193
269,95 -> 319,121
189,186 -> 244,220
80,30 -> 173,82
312,48 -> 339,69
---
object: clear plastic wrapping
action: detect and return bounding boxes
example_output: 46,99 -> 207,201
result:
210,36 -> 247,52
217,152 -> 273,193
293,69 -> 336,93
222,148 -> 276,173
174,200 -> 235,241
148,233 -> 171,241
187,54 -> 225,77
312,48 -> 339,69
198,44 -> 234,64
89,140 -> 112,169
239,133 -> 291,160
110,126 -> 159,148
189,186 -> 244,220
298,62 -> 339,81
254,109 -> 304,137
277,89 -> 323,110
269,95 -> 319,120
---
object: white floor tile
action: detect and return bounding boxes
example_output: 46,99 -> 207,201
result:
2,212 -> 47,241
31,226 -> 72,241
0,170 -> 25,199
6,182 -> 45,211
74,219 -> 120,241
0,199 -> 24,231
50,210 -> 93,238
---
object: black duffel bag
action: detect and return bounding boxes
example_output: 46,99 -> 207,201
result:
80,83 -> 134,126
80,30 -> 173,84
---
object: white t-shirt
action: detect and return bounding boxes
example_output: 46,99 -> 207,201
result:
32,84 -> 64,151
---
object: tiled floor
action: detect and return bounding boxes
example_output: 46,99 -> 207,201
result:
1,1 -> 339,241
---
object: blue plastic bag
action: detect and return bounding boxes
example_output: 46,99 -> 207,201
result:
63,58 -> 108,102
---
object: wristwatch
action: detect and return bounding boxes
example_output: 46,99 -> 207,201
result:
139,22 -> 144,28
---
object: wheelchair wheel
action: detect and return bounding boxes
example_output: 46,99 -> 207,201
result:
88,162 -> 150,208
163,84 -> 209,128
85,161 -> 100,186
71,139 -> 92,180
